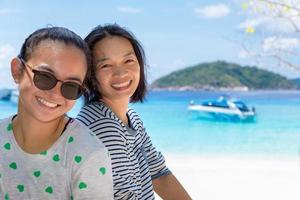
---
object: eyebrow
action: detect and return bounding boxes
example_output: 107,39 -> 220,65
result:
37,65 -> 83,83
94,51 -> 135,65
123,51 -> 135,57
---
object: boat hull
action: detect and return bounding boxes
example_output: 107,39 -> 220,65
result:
188,105 -> 256,122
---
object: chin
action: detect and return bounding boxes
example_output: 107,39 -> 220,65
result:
32,110 -> 65,123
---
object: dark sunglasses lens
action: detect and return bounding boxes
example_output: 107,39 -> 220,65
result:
33,71 -> 57,90
61,82 -> 83,100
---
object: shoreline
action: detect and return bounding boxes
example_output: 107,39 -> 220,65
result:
155,153 -> 300,200
149,88 -> 300,92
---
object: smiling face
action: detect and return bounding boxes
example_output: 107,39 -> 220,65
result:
13,40 -> 87,123
92,36 -> 140,105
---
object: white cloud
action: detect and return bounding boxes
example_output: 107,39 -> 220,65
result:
262,36 -> 300,51
265,17 -> 300,33
237,17 -> 269,29
117,6 -> 142,14
238,16 -> 300,33
195,4 -> 230,19
0,44 -> 17,89
0,8 -> 19,15
238,0 -> 300,33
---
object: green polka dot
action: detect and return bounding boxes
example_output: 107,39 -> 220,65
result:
68,136 -> 74,143
74,155 -> 82,163
40,150 -> 47,155
33,170 -> 41,178
17,184 -> 25,192
6,123 -> 13,131
4,142 -> 11,150
52,154 -> 60,162
0,173 -> 2,178
4,193 -> 9,200
9,162 -> 17,170
99,167 -> 106,175
70,195 -> 73,200
78,182 -> 87,189
45,186 -> 53,194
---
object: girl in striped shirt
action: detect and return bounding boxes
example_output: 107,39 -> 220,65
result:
77,24 -> 191,200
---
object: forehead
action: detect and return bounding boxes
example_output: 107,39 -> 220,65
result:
93,36 -> 134,57
28,40 -> 88,80
31,40 -> 79,56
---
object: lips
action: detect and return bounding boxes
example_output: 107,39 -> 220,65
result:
37,97 -> 59,108
111,80 -> 131,90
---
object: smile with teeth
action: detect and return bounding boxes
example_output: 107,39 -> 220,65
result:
37,97 -> 59,108
111,80 -> 131,89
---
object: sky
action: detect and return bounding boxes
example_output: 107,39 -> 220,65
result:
1,0 -> 300,89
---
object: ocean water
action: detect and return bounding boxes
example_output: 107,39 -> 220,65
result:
1,90 -> 300,158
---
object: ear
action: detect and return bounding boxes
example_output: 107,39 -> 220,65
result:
11,57 -> 23,84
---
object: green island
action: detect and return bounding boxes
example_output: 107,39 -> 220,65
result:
151,61 -> 300,91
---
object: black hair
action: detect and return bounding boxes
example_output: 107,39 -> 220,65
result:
83,24 -> 147,104
18,26 -> 92,88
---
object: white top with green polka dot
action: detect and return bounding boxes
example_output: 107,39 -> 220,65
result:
0,116 -> 113,200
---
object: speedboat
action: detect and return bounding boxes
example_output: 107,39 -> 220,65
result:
0,89 -> 12,101
188,96 -> 256,122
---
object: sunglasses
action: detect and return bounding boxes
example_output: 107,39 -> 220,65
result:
18,57 -> 84,100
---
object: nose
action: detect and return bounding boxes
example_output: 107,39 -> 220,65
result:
47,81 -> 63,98
113,65 -> 128,77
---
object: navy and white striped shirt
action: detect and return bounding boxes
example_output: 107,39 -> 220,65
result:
77,101 -> 171,200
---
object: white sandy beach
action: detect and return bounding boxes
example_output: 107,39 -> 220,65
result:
155,154 -> 300,200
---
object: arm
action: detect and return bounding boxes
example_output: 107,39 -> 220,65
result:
153,173 -> 192,200
140,131 -> 191,199
140,128 -> 191,199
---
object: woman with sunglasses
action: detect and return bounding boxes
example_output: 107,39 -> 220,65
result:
77,24 -> 191,199
0,27 -> 113,199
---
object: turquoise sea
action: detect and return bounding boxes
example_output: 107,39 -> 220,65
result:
1,90 -> 300,158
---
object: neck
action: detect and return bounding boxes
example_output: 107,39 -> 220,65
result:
101,97 -> 129,125
13,109 -> 66,154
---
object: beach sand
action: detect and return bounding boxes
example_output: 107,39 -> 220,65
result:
155,154 -> 300,200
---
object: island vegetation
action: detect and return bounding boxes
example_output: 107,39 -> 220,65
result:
151,61 -> 299,91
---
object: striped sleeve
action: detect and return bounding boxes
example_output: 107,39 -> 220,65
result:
127,109 -> 172,180
141,129 -> 172,180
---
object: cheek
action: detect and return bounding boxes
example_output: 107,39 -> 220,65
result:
95,71 -> 109,86
65,100 -> 76,109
